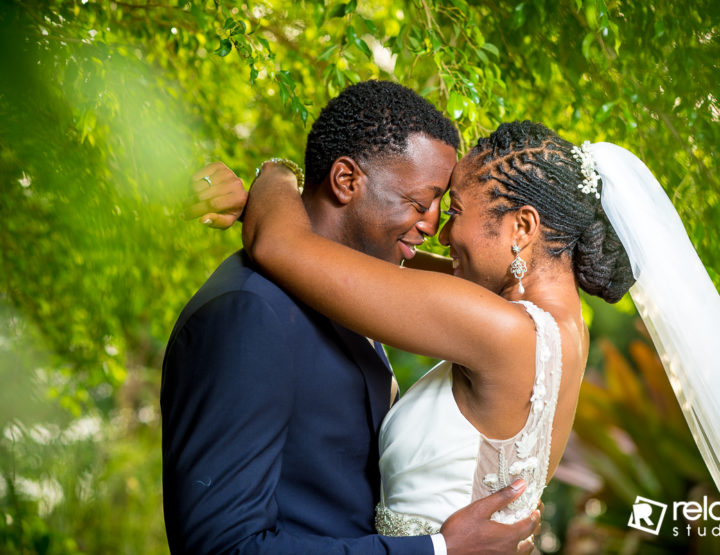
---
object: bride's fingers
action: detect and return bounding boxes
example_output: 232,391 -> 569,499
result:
190,163 -> 245,196
182,189 -> 248,221
194,181 -> 246,202
198,212 -> 240,229
191,162 -> 220,183
182,182 -> 245,219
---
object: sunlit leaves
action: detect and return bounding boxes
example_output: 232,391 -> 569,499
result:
214,38 -> 232,56
329,0 -> 358,19
2,1 -> 717,407
346,26 -> 372,58
447,92 -> 465,120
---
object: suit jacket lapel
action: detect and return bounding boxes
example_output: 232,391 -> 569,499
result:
329,321 -> 392,434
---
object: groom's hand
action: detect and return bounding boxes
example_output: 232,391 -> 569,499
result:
183,162 -> 247,229
440,479 -> 541,554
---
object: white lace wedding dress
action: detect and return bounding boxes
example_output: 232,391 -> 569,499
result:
375,301 -> 562,535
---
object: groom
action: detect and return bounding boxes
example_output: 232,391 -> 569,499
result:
162,81 -> 540,554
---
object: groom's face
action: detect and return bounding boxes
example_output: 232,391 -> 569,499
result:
344,134 -> 457,265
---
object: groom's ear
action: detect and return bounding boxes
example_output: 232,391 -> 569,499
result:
328,156 -> 366,205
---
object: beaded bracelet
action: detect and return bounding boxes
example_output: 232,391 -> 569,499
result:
255,157 -> 305,192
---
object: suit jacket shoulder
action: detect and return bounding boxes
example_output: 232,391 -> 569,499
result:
167,250 -> 294,345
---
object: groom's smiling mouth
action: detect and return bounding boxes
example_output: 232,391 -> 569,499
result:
398,239 -> 422,261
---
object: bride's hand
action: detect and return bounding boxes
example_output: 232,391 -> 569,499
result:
182,162 -> 247,229
242,162 -> 304,256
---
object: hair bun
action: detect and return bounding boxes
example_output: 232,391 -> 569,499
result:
573,215 -> 634,303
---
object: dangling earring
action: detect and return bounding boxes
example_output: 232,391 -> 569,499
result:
510,244 -> 527,295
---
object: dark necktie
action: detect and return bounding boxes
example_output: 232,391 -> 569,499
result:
373,340 -> 390,369
373,340 -> 398,407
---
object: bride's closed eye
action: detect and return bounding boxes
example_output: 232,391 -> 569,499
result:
443,208 -> 460,217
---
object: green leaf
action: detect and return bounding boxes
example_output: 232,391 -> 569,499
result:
335,65 -> 346,87
328,4 -> 345,18
346,26 -> 371,58
231,20 -> 247,35
223,18 -> 235,31
292,96 -> 308,124
257,36 -> 271,54
278,81 -> 290,104
214,39 -> 232,57
512,3 -> 526,28
329,1 -> 355,18
361,17 -> 377,35
428,29 -> 442,52
441,74 -> 456,92
481,43 -> 499,57
581,32 -> 595,59
407,36 -> 422,52
235,40 -> 252,58
585,2 -> 599,29
318,43 -> 339,61
343,69 -> 362,83
447,92 -> 464,120
277,70 -> 295,89
355,37 -> 372,58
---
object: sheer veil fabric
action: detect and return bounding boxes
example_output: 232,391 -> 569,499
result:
592,142 -> 720,492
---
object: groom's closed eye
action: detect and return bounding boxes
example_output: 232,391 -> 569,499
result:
410,199 -> 429,214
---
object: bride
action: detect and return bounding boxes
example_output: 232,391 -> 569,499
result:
199,121 -> 720,534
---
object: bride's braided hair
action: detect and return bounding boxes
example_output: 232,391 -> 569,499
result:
469,121 -> 634,303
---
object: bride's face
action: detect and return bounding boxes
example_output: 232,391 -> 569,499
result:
438,156 -> 515,292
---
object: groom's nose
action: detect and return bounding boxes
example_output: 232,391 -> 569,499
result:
416,200 -> 441,237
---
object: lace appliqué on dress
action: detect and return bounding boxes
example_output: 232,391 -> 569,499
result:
472,301 -> 563,524
375,504 -> 440,536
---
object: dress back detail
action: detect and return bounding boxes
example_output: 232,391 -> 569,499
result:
375,300 -> 563,533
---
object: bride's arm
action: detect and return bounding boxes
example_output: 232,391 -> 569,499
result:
243,165 -> 534,371
183,162 -> 455,273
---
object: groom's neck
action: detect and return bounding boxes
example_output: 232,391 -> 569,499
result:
302,191 -> 352,247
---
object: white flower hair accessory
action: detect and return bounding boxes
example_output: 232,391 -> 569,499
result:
571,140 -> 601,199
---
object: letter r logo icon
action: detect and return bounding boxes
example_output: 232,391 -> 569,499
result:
628,496 -> 667,535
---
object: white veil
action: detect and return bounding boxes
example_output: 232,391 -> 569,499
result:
590,142 -> 720,492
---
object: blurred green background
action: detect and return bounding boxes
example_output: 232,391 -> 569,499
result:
1,0 -> 718,552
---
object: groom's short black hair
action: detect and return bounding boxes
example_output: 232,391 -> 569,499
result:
304,80 -> 459,191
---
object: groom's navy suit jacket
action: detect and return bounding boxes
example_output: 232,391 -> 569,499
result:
162,250 -> 432,554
